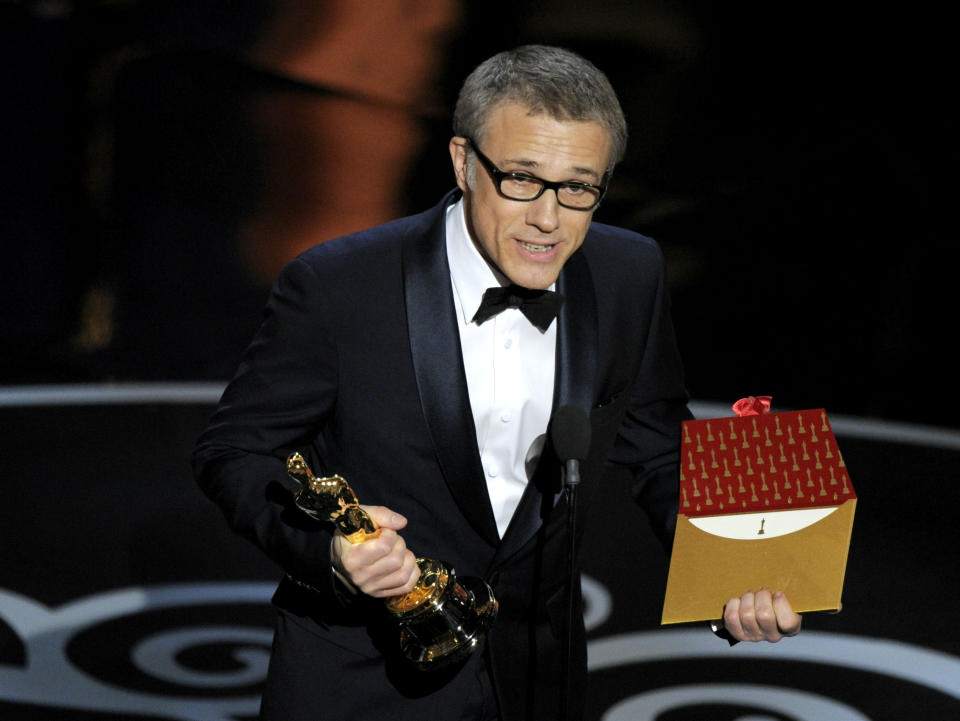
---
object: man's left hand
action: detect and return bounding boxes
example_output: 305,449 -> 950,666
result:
722,589 -> 802,642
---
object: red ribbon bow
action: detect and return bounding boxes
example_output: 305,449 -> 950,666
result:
732,396 -> 772,416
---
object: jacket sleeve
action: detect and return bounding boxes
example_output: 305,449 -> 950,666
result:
605,245 -> 692,551
192,257 -> 345,604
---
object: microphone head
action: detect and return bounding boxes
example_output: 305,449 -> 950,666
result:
551,404 -> 591,461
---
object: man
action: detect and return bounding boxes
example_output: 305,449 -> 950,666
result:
193,45 -> 800,721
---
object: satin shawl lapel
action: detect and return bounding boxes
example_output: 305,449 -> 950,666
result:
402,195 -> 501,547
492,247 -> 598,565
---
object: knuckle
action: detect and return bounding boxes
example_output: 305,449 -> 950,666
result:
756,606 -> 777,625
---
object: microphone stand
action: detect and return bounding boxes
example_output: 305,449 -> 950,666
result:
563,457 -> 580,721
551,404 -> 589,721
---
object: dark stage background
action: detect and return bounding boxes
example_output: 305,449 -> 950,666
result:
1,1 -> 957,719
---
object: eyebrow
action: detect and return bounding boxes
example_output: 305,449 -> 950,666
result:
504,157 -> 602,184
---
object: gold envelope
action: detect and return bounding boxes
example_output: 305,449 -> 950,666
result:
661,408 -> 857,625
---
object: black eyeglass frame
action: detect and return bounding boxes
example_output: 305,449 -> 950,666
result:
466,138 -> 608,211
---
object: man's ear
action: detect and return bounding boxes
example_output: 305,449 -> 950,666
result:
449,137 -> 469,192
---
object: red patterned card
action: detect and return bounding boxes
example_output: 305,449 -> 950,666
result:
680,409 -> 856,517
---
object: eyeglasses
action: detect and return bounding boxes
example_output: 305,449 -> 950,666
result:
466,139 -> 607,211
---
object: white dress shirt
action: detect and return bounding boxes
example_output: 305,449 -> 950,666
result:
445,199 -> 557,537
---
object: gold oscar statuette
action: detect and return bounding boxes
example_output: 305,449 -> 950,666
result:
286,452 -> 498,670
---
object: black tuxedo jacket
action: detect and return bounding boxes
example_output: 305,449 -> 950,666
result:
193,189 -> 691,721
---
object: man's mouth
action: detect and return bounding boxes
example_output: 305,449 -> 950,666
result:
517,240 -> 554,253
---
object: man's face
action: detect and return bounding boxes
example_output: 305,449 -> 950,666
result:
449,102 -> 612,289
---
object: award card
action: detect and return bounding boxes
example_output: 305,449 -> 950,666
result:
662,399 -> 856,624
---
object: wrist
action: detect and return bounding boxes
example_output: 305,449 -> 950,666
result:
329,536 -> 358,597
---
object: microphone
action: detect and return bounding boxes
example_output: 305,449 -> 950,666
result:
551,405 -> 591,489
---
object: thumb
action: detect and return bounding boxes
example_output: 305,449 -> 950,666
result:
360,504 -> 408,531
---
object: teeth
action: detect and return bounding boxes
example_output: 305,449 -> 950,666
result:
518,240 -> 551,253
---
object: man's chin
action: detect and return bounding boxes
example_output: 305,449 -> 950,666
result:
512,280 -> 559,291
502,266 -> 560,290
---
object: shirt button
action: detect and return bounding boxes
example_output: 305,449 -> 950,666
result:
500,410 -> 512,423
504,338 -> 513,349
487,465 -> 499,477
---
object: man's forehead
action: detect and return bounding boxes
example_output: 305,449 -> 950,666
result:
480,101 -> 606,137
479,103 -> 612,176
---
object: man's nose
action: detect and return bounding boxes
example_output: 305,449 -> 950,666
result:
525,188 -> 561,232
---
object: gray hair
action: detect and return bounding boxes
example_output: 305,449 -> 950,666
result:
453,45 -> 627,173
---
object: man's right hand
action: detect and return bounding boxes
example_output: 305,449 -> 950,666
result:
330,505 -> 420,598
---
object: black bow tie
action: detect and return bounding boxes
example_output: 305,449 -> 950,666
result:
472,284 -> 564,332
